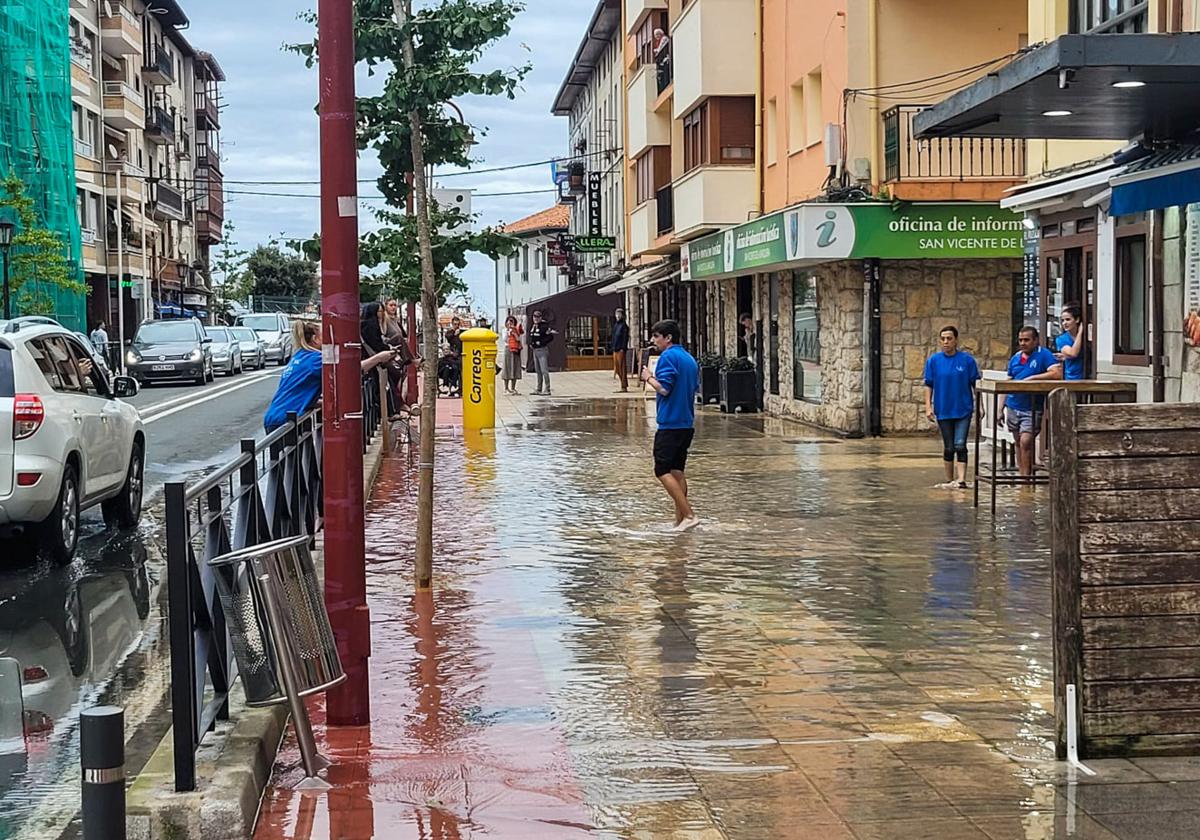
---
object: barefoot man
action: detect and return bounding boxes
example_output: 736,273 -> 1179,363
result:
641,319 -> 700,532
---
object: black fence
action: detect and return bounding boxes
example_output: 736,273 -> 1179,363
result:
882,104 -> 1026,184
164,408 -> 323,792
655,42 -> 672,96
656,184 -> 674,236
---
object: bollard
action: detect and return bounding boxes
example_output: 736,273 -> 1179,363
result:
459,327 -> 499,430
81,705 -> 125,840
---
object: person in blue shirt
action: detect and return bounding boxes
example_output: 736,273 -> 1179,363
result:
1004,325 -> 1062,477
1054,302 -> 1086,381
640,319 -> 700,532
923,325 -> 980,490
263,320 -> 396,433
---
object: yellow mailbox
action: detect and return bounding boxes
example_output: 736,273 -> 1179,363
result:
459,327 -> 499,430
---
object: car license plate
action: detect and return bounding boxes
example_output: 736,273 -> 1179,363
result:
151,364 -> 175,372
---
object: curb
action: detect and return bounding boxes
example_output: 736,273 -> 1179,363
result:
125,432 -> 388,839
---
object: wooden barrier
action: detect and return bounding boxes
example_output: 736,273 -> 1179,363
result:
1050,390 -> 1200,758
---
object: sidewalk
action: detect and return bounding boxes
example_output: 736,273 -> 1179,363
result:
253,372 -> 1200,839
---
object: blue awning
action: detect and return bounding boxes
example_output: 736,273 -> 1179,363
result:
1109,145 -> 1200,217
157,303 -> 183,316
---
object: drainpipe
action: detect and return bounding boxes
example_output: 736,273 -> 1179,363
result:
867,0 -> 881,190
863,258 -> 882,436
754,0 -> 764,214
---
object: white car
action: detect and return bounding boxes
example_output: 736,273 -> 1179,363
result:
236,312 -> 293,366
0,322 -> 144,563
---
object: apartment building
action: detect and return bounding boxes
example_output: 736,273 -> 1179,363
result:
69,0 -> 223,346
916,0 -> 1200,405
620,0 -> 759,352
495,205 -> 570,334
668,1 -> 1030,435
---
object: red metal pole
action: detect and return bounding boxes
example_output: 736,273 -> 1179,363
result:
318,0 -> 370,725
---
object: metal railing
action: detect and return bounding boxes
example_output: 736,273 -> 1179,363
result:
883,104 -> 1026,183
102,2 -> 140,28
164,408 -> 324,792
1076,0 -> 1148,34
655,43 -> 672,96
656,184 -> 674,235
145,106 -> 175,142
102,80 -> 140,103
144,47 -> 174,83
74,138 -> 94,158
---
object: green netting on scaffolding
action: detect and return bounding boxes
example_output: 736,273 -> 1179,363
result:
0,0 -> 85,331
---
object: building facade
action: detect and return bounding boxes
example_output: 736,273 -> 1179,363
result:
495,205 -> 571,333
68,0 -> 223,350
915,0 -> 1200,404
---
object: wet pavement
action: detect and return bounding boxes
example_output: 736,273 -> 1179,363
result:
255,376 -> 1200,839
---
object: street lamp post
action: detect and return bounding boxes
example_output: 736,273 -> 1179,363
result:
0,217 -> 15,319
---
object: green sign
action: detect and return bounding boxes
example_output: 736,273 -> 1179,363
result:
574,235 -> 616,253
682,203 -> 1024,281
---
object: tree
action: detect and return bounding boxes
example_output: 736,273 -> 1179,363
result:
239,240 -> 318,302
292,0 -> 528,590
0,172 -> 85,315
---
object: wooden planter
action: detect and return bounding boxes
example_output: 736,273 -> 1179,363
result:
699,365 -> 721,405
719,368 -> 757,413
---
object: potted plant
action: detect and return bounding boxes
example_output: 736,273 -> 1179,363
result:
719,356 -> 757,414
696,352 -> 723,405
568,161 -> 586,193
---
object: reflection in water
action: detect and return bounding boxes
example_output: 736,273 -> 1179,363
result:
256,396 -> 1154,839
0,529 -> 155,836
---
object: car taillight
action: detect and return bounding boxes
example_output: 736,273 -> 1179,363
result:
13,394 -> 44,440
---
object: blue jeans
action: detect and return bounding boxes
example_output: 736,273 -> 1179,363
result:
937,415 -> 971,463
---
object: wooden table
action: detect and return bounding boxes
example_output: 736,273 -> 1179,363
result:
974,379 -> 1139,512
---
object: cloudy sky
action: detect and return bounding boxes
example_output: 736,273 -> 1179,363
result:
186,0 -> 583,313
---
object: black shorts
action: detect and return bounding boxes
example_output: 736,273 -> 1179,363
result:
653,428 -> 695,477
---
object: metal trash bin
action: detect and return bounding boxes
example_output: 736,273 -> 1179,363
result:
208,533 -> 344,707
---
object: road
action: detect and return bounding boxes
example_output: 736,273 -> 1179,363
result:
0,365 -> 284,840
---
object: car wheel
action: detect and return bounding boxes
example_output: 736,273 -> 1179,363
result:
59,585 -> 88,677
206,363 -> 215,382
102,442 -> 143,529
40,463 -> 80,565
194,368 -> 206,386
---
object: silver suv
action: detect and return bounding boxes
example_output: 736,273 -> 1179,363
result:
236,313 -> 293,366
0,323 -> 144,563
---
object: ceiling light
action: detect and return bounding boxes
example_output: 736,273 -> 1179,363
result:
1113,80 -> 1146,89
1042,110 -> 1073,117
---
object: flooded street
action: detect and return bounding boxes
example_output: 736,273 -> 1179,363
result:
256,391 -> 1200,839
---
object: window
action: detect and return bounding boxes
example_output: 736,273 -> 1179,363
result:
31,337 -> 85,393
765,98 -> 778,166
788,81 -> 804,152
804,68 -> 823,146
683,103 -> 709,172
533,246 -> 541,270
793,274 -> 821,402
522,245 -> 529,281
634,147 -> 671,204
1114,234 -> 1147,361
67,338 -> 107,397
633,11 -> 669,70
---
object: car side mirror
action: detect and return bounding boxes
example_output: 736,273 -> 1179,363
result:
201,336 -> 213,344
112,376 -> 139,399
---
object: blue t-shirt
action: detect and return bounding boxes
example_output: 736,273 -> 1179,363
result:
1055,331 -> 1085,381
923,350 -> 980,420
263,349 -> 322,430
1006,346 -> 1058,412
654,345 -> 699,429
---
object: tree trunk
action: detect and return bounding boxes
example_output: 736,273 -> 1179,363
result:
397,0 -> 436,591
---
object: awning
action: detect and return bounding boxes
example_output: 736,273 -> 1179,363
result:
914,33 -> 1200,142
1000,160 -> 1126,213
597,262 -> 673,296
1109,145 -> 1200,216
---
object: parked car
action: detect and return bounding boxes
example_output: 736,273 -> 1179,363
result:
204,326 -> 242,376
0,323 -> 144,563
229,326 -> 266,370
236,313 -> 292,366
125,318 -> 213,386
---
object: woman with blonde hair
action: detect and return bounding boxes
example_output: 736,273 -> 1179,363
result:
263,320 -> 394,432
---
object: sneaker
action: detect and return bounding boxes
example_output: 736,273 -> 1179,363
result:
957,481 -> 969,490
673,517 -> 700,533
934,481 -> 956,489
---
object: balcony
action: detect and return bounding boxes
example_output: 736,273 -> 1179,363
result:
106,229 -> 146,271
630,200 -> 657,256
100,3 -> 141,57
145,107 -> 175,145
672,165 -> 756,239
80,227 -> 97,245
196,139 -> 221,173
625,0 -> 666,34
672,0 -> 756,119
74,138 -> 95,159
177,133 -> 191,160
196,171 -> 224,245
883,105 -> 1026,196
69,38 -> 94,75
150,181 -> 185,222
104,159 -> 146,204
143,47 -> 174,86
627,66 -> 671,158
102,80 -> 145,130
655,41 -> 672,97
195,91 -> 220,130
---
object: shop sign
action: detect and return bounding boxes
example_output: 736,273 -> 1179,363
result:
1185,204 -> 1200,349
587,172 -> 602,235
682,203 -> 1024,281
573,235 -> 616,253
1022,225 -> 1040,325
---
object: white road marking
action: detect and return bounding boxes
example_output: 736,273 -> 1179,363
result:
138,369 -> 279,419
142,370 -> 281,425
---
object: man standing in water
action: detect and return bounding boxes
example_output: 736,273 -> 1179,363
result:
1003,326 -> 1061,477
611,307 -> 630,392
923,325 -> 980,490
641,319 -> 700,532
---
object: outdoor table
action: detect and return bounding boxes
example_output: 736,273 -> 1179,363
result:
973,379 -> 1138,512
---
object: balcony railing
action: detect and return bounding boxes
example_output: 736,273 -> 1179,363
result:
80,228 -> 97,245
146,106 -> 176,144
656,184 -> 673,236
105,158 -> 146,178
102,2 -> 140,27
152,181 -> 185,221
102,80 -> 138,101
195,91 -> 220,129
70,38 -> 93,73
883,104 -> 1025,182
196,140 -> 221,173
655,42 -> 672,96
1074,0 -> 1147,34
144,46 -> 174,84
74,138 -> 94,158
